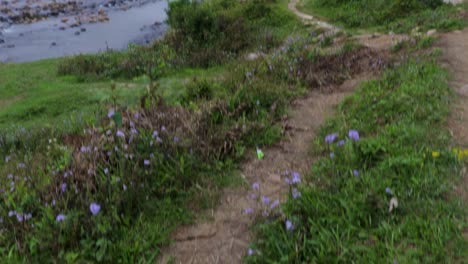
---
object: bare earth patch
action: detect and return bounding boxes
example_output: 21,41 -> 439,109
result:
438,27 -> 468,233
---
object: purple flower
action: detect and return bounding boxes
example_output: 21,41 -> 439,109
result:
161,126 -> 167,132
337,140 -> 345,146
249,193 -> 257,200
134,112 -> 141,119
89,202 -> 101,215
292,188 -> 301,199
353,170 -> 359,177
5,156 -> 11,163
52,199 -> 56,206
56,214 -> 66,222
80,146 -> 91,153
60,183 -> 67,193
348,130 -> 360,141
247,248 -> 254,256
261,196 -> 270,205
385,187 -> 393,195
7,174 -> 13,179
107,109 -> 115,119
252,182 -> 260,190
291,172 -> 301,184
17,163 -> 26,169
123,184 -> 127,191
174,136 -> 180,143
16,213 -> 24,222
8,210 -> 16,217
152,131 -> 159,138
285,219 -> 294,231
270,199 -> 280,209
116,130 -> 125,138
325,133 -> 338,144
144,160 -> 150,166
244,208 -> 254,214
131,128 -> 138,135
104,168 -> 109,175
156,136 -> 163,143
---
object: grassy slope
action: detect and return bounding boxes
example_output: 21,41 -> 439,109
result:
247,58 -> 467,263
297,0 -> 467,33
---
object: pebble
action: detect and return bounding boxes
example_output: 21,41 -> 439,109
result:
74,31 -> 80,36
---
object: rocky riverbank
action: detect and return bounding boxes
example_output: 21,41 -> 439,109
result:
0,0 -> 168,62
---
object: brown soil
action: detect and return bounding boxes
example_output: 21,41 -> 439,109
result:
158,76 -> 366,264
439,28 -> 468,202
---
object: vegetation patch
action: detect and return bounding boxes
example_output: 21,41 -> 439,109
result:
299,0 -> 466,33
246,57 -> 467,263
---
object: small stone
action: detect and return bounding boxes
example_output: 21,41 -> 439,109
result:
74,31 -> 80,36
426,29 -> 437,36
51,42 -> 57,46
0,39 -> 4,44
59,26 -> 66,30
6,44 -> 15,48
80,27 -> 86,32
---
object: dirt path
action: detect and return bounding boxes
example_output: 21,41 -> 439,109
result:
158,3 -> 408,263
439,28 -> 468,202
158,77 -> 364,263
287,0 -> 338,32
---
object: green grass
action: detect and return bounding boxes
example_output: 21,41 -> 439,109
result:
247,58 -> 467,263
297,0 -> 466,33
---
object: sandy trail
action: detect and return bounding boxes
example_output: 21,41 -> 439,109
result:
439,28 -> 468,203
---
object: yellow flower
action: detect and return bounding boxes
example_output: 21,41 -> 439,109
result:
432,151 -> 440,158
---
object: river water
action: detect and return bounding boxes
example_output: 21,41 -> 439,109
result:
0,0 -> 168,63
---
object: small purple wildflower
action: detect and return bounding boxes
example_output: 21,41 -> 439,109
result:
270,199 -> 280,209
252,182 -> 260,190
16,213 -> 24,222
52,199 -> 56,206
104,168 -> 109,175
261,196 -> 270,205
337,140 -> 345,147
80,146 -> 91,153
285,219 -> 294,231
325,133 -> 338,144
248,248 -> 254,256
173,136 -> 180,143
60,183 -> 67,193
17,163 -> 26,169
130,128 -> 138,135
291,172 -> 301,184
156,136 -> 162,143
144,159 -> 150,166
348,130 -> 360,141
107,109 -> 115,119
89,202 -> 101,215
7,174 -> 13,179
244,208 -> 254,215
292,188 -> 301,199
116,130 -> 125,138
353,170 -> 359,177
152,131 -> 159,138
161,126 -> 167,132
249,193 -> 257,200
5,156 -> 11,163
385,187 -> 393,195
56,214 -> 66,222
123,184 -> 127,191
134,112 -> 140,119
8,210 -> 16,217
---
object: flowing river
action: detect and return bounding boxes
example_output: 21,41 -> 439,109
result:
0,0 -> 168,63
